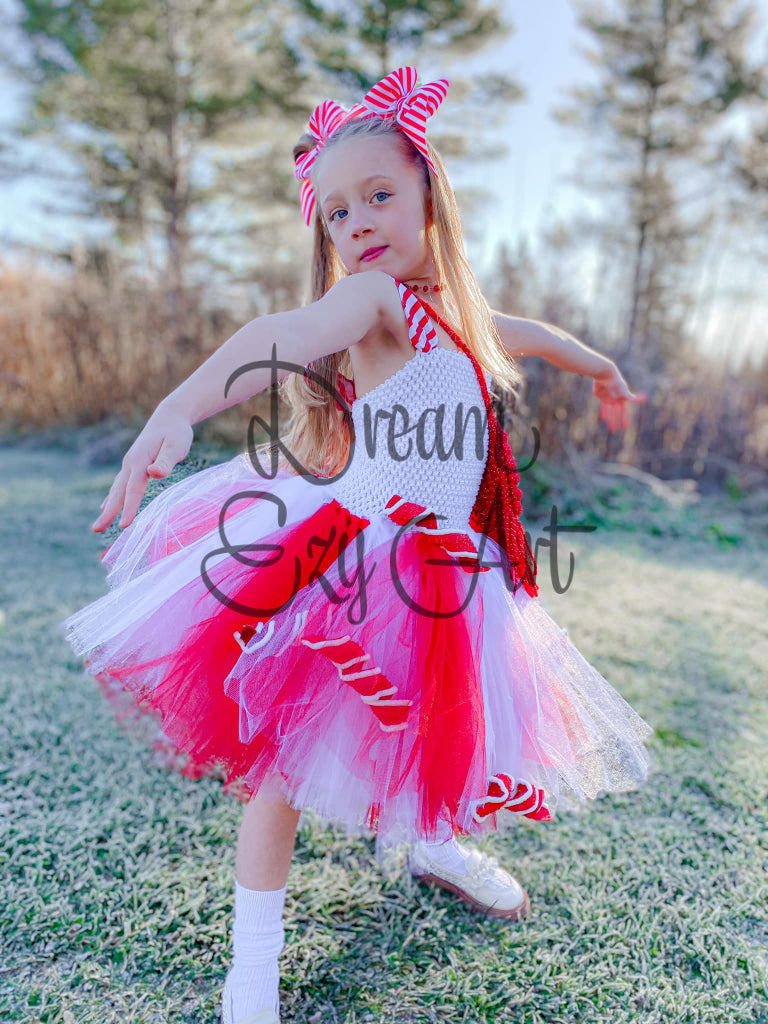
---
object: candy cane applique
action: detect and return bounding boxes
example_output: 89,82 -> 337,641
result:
470,772 -> 552,822
301,634 -> 412,732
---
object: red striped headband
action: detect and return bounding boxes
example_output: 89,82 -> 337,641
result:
294,66 -> 449,227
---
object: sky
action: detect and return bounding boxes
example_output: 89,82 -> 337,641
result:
1,0 -> 766,370
454,1 -> 592,260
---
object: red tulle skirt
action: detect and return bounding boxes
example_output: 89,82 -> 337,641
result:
61,452 -> 654,860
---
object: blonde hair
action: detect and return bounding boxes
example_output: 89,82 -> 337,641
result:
256,115 -> 522,478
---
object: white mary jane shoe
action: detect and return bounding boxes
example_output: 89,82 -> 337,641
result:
409,840 -> 530,921
221,969 -> 281,1024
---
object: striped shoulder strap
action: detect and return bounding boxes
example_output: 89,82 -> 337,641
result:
394,280 -> 439,353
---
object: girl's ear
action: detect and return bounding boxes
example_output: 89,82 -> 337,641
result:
425,192 -> 434,227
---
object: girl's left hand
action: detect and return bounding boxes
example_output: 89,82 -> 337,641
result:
592,363 -> 647,432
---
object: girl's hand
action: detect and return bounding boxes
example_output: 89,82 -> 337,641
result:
91,404 -> 194,532
592,363 -> 647,432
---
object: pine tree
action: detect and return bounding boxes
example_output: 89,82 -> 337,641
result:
0,0 -> 309,348
553,0 -> 765,371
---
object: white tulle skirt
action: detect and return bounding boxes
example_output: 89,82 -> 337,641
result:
60,450 -> 655,862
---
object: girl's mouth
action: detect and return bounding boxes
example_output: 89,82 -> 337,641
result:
361,246 -> 388,262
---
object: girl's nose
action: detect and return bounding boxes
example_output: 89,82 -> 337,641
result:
349,205 -> 374,237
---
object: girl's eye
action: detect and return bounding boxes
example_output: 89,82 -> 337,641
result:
330,191 -> 390,222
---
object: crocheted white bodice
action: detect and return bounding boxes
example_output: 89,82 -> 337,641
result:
331,283 -> 490,532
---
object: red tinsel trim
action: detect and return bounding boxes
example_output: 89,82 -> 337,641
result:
414,296 -> 539,598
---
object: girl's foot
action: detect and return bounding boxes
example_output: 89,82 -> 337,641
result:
222,969 -> 281,1024
408,838 -> 530,920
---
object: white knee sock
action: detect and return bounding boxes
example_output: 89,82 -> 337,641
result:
228,881 -> 286,1018
423,834 -> 470,875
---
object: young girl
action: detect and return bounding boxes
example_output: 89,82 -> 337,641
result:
60,67 -> 654,1024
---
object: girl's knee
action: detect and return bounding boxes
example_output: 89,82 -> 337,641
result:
247,777 -> 300,821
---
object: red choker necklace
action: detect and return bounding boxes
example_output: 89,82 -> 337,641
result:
403,280 -> 442,293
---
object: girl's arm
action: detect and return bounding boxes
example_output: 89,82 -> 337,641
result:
164,271 -> 390,424
491,310 -> 647,431
491,310 -> 613,377
93,271 -> 392,532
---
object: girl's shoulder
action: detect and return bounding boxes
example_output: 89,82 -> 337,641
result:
333,270 -> 432,349
347,270 -> 412,334
368,272 -> 449,348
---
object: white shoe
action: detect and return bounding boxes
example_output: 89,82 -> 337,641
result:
221,969 -> 280,1024
408,840 -> 530,920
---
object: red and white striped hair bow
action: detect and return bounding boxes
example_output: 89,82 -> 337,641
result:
294,98 -> 355,227
294,66 -> 449,227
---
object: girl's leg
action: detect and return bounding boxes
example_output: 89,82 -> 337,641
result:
236,786 -> 301,889
226,784 -> 301,1019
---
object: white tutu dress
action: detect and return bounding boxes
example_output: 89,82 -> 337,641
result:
60,279 -> 655,862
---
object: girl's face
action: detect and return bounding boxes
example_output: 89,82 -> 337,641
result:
313,134 -> 434,280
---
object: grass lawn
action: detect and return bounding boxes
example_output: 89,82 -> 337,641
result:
1,436 -> 766,1023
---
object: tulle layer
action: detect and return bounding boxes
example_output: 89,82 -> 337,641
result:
60,451 -> 655,859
